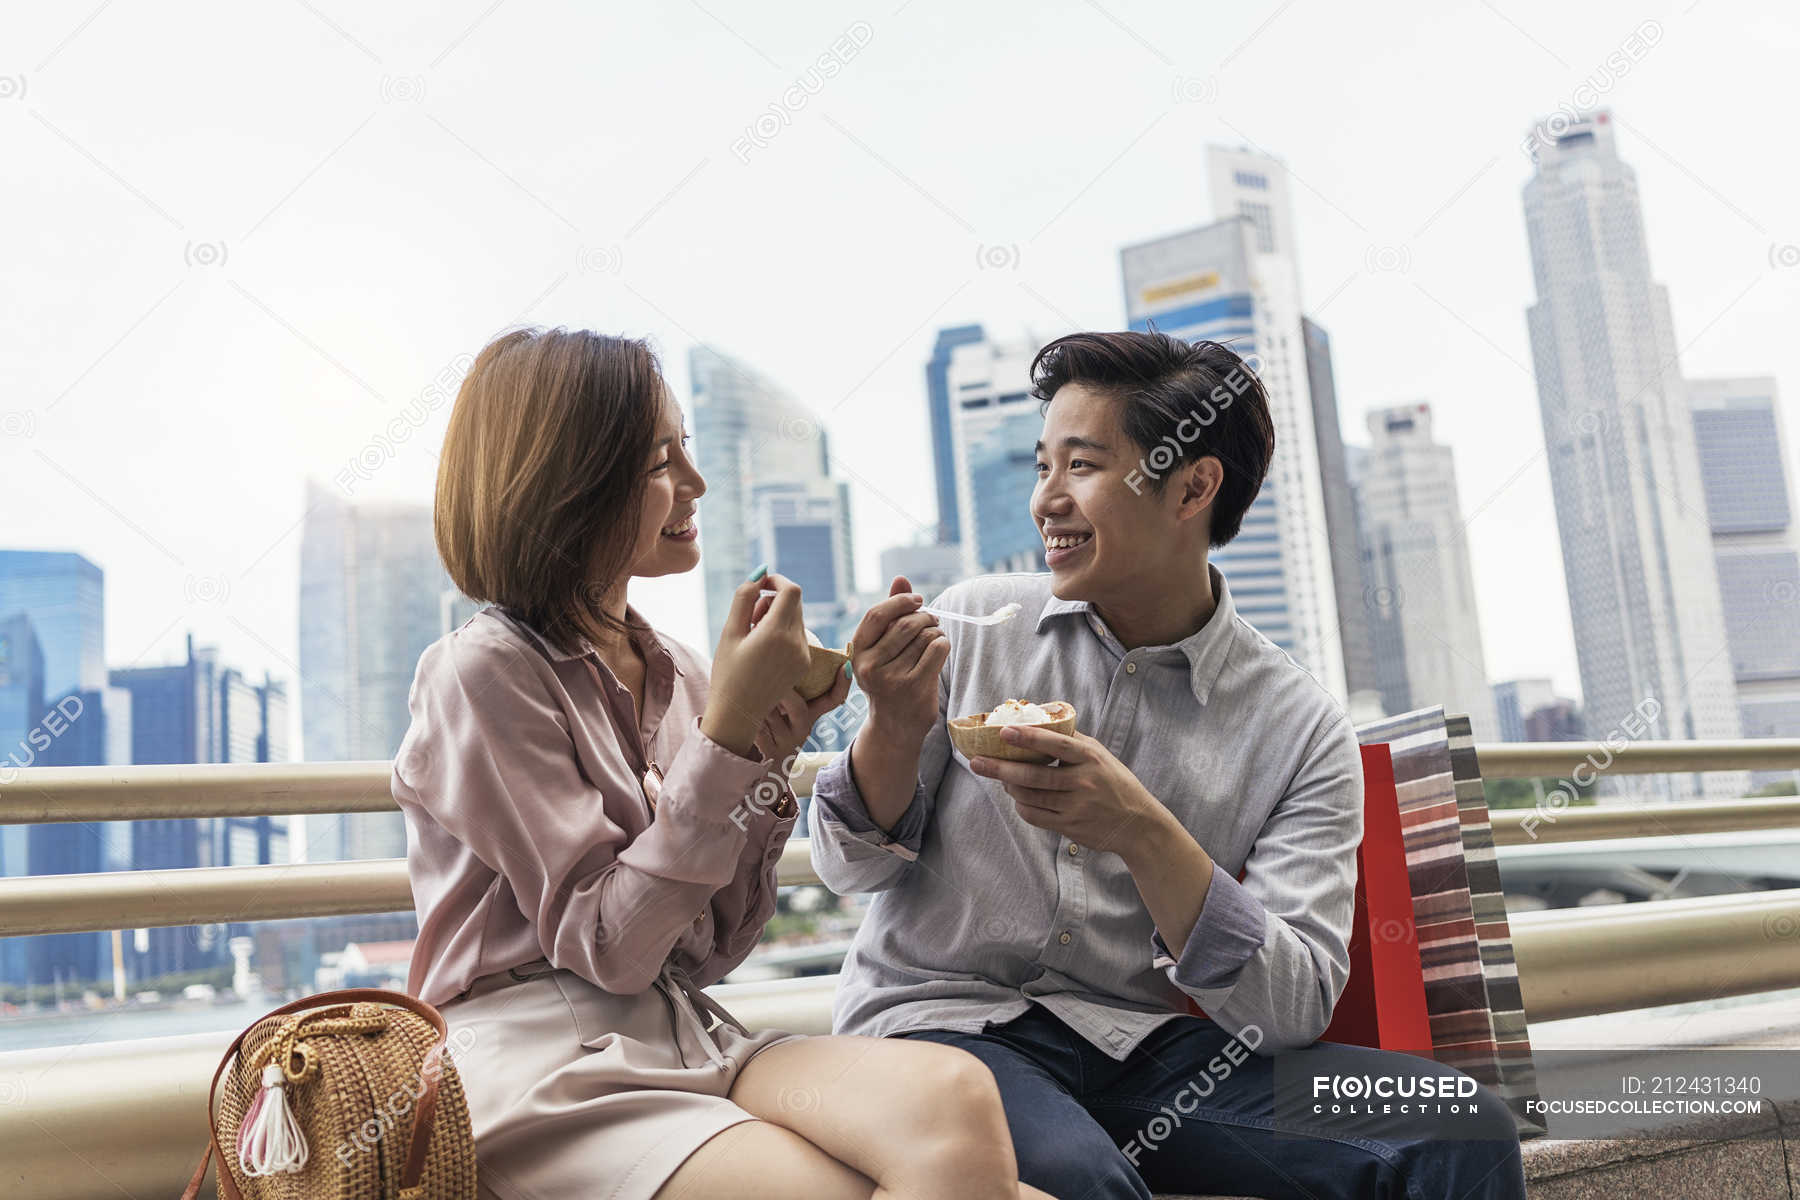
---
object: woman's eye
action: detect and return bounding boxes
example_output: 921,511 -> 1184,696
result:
651,459 -> 672,473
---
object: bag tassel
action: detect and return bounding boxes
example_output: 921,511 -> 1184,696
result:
238,1061 -> 310,1176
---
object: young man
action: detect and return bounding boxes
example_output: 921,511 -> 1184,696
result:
810,331 -> 1526,1200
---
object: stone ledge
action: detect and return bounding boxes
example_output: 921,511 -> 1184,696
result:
1152,1093 -> 1795,1199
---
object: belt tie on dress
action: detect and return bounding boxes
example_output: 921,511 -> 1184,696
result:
655,962 -> 745,1071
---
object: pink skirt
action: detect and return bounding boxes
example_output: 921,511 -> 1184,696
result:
439,958 -> 802,1200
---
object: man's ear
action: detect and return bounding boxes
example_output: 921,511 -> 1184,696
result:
1178,456 -> 1224,521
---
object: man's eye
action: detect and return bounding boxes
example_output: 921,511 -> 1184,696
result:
1070,459 -> 1093,470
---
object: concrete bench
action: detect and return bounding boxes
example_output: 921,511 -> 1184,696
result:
7,983 -> 1799,1198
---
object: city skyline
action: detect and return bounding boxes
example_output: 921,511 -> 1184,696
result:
5,4 -> 1797,715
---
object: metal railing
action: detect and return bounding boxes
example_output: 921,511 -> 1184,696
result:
2,742 -> 1798,1007
1,740 -> 1798,1200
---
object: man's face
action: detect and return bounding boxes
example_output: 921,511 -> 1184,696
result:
1032,382 -> 1186,604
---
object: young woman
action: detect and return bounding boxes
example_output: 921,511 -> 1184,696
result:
392,328 -> 1053,1200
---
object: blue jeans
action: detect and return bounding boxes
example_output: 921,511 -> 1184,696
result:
901,1005 -> 1525,1200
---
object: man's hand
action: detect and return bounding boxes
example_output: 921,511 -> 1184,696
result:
971,724 -> 1219,955
848,575 -> 948,742
968,725 -> 1175,858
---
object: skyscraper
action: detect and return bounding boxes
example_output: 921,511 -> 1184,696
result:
0,613 -> 45,986
108,635 -> 290,981
1522,109 -> 1746,802
1355,404 -> 1501,740
0,550 -> 105,703
746,480 -> 854,635
1119,146 -> 1347,697
0,552 -> 117,988
690,346 -> 841,649
299,481 -> 453,860
945,334 -> 1047,579
1688,376 -> 1800,790
926,324 -> 988,547
1303,318 -> 1380,711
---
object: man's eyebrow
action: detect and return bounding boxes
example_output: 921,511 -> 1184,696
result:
1033,436 -> 1114,454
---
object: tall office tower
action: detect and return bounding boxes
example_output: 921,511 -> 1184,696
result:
0,550 -> 106,703
110,635 -> 290,979
300,481 -> 453,861
690,346 -> 838,649
1302,318 -> 1379,711
28,684 -> 132,988
1356,404 -> 1501,740
1523,110 -> 1746,802
0,613 -> 45,986
747,480 -> 854,640
1688,376 -> 1800,790
946,335 -> 1048,579
0,613 -> 45,769
926,324 -> 988,547
1493,678 -> 1562,743
1120,148 -> 1346,698
0,553 -> 114,989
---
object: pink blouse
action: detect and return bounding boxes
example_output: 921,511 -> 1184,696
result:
392,604 -> 798,1006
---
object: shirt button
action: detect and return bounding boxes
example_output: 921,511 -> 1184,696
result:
1058,931 -> 1072,945
1068,844 -> 1081,856
1124,662 -> 1137,674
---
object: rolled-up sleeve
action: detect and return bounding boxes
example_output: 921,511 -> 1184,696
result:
691,776 -> 800,984
808,747 -> 932,892
811,668 -> 954,893
1153,714 -> 1363,1054
397,635 -> 781,996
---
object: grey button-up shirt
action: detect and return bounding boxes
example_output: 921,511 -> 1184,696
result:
809,565 -> 1363,1058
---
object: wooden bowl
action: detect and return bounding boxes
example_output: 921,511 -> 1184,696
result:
948,701 -> 1077,764
798,643 -> 850,700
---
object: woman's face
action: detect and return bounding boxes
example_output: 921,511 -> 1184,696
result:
625,384 -> 706,580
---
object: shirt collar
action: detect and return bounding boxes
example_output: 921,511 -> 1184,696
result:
1034,563 -> 1235,705
503,603 -> 684,677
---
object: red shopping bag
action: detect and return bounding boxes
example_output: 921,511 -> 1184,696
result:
1185,742 -> 1432,1053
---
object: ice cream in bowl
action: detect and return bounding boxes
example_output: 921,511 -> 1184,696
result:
948,698 -> 1078,764
798,628 -> 851,700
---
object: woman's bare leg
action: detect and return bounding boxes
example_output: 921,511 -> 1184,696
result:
727,1033 -> 1058,1200
656,1119 -> 1058,1200
655,1119 -> 874,1200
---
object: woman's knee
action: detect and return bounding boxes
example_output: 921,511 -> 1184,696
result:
904,1043 -> 1008,1131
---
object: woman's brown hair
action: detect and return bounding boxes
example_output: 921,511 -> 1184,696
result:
435,327 -> 664,655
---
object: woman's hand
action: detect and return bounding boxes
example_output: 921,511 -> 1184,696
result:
752,671 -> 853,766
703,572 -> 810,757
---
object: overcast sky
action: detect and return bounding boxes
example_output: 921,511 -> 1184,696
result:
3,0 -> 1796,741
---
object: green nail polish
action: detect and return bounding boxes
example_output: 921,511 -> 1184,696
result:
843,662 -> 853,681
747,563 -> 767,582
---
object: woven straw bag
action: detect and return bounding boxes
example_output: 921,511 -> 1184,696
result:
177,988 -> 478,1200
